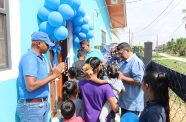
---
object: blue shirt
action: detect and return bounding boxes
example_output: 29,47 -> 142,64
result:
17,49 -> 49,99
85,49 -> 104,61
139,101 -> 166,122
119,54 -> 145,111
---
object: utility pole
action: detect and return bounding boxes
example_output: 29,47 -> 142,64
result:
156,34 -> 158,54
131,32 -> 133,46
129,28 -> 130,45
156,34 -> 159,48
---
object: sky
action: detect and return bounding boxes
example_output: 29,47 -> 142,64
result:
116,0 -> 186,48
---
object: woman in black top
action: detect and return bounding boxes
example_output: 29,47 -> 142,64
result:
139,66 -> 170,122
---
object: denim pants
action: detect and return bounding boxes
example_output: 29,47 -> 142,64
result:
16,100 -> 49,122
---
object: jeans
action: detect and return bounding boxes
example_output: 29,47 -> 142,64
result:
16,100 -> 49,122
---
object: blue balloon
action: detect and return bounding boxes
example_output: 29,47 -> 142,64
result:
39,21 -> 55,35
48,11 -> 63,27
58,4 -> 74,20
74,26 -> 81,34
62,20 -> 67,26
76,5 -> 85,17
71,0 -> 81,11
50,34 -> 58,42
73,36 -> 80,48
120,112 -> 139,122
37,6 -> 51,21
79,32 -> 86,39
44,0 -> 60,10
83,16 -> 89,24
37,15 -> 42,26
54,26 -> 68,40
72,16 -> 83,26
73,36 -> 80,44
81,24 -> 89,33
86,30 -> 94,39
60,0 -> 72,5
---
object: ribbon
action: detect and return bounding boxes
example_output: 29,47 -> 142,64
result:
51,44 -> 62,66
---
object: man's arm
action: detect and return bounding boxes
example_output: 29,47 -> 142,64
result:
119,72 -> 141,86
25,63 -> 66,92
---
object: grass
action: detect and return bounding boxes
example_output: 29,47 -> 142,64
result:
169,53 -> 186,59
153,56 -> 186,74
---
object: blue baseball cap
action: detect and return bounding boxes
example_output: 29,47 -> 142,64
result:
31,31 -> 55,47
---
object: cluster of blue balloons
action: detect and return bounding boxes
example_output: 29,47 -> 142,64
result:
72,12 -> 94,46
37,0 -> 94,44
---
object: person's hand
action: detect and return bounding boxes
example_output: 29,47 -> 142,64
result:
56,62 -> 66,73
51,63 -> 66,78
52,66 -> 61,78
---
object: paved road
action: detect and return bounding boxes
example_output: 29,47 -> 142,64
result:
158,53 -> 186,63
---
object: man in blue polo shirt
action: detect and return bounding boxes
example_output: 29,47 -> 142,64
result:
16,32 -> 66,122
116,42 -> 145,116
79,40 -> 105,62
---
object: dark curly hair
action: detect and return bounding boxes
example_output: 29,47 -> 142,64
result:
106,63 -> 119,79
61,100 -> 75,119
63,81 -> 77,101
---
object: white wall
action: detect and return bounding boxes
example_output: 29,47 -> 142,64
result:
0,0 -> 21,82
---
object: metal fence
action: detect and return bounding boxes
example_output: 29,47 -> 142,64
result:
148,61 -> 186,122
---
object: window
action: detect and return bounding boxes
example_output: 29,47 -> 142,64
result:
95,29 -> 106,51
101,29 -> 106,45
111,0 -> 118,4
0,0 -> 10,70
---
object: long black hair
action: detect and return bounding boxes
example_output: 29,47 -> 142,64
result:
143,71 -> 170,122
83,57 -> 101,77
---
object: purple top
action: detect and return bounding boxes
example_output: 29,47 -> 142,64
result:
79,80 -> 114,122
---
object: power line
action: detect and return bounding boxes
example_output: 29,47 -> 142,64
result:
134,0 -> 176,34
168,21 -> 185,38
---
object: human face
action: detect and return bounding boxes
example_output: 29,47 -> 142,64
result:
110,48 -> 116,57
80,41 -> 90,51
40,41 -> 49,54
117,49 -> 128,60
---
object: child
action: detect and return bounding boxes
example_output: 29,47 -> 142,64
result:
90,63 -> 125,122
66,66 -> 82,99
61,100 -> 84,122
63,81 -> 84,117
67,67 -> 78,82
72,48 -> 87,80
139,70 -> 169,122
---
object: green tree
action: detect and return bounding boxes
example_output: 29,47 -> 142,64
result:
166,38 -> 177,54
176,38 -> 186,56
133,45 -> 144,57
